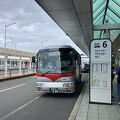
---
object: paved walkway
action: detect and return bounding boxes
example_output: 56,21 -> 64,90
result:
75,81 -> 120,120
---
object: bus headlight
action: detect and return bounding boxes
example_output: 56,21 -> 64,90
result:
61,77 -> 71,81
63,83 -> 74,87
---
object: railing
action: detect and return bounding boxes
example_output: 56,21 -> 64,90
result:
0,68 -> 36,80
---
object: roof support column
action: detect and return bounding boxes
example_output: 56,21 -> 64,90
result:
5,56 -> 8,77
29,58 -> 32,72
0,59 -> 2,70
115,57 -> 119,67
19,57 -> 22,74
10,59 -> 12,69
103,19 -> 110,39
103,29 -> 110,39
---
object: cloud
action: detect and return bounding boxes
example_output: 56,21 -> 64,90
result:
21,24 -> 35,32
0,0 -> 84,55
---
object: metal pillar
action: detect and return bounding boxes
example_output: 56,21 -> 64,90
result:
119,58 -> 120,67
10,60 -> 12,69
19,58 -> 22,74
103,29 -> 110,39
29,58 -> 32,72
4,23 -> 16,48
5,56 -> 8,77
115,57 -> 119,67
5,25 -> 6,48
0,59 -> 1,70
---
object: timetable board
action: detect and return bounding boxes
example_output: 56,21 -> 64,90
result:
90,39 -> 111,104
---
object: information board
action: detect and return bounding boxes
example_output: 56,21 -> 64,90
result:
90,39 -> 111,104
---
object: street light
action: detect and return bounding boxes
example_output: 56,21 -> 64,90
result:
5,22 -> 16,48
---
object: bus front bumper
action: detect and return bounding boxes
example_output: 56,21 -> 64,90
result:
36,82 -> 75,93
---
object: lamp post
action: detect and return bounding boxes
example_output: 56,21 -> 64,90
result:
5,22 -> 16,48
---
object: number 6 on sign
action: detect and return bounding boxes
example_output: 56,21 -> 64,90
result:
103,41 -> 107,48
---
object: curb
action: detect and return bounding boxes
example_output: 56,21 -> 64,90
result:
0,73 -> 36,82
68,81 -> 88,120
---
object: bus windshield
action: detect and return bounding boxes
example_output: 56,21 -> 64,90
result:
37,49 -> 73,74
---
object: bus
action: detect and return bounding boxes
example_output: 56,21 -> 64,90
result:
33,45 -> 82,93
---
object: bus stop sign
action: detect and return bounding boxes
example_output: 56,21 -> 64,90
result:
90,39 -> 112,104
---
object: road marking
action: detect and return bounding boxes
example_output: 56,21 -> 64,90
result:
0,96 -> 40,120
0,84 -> 26,93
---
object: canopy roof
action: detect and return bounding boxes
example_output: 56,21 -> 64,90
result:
93,0 -> 120,41
36,0 -> 92,56
0,47 -> 36,58
36,0 -> 120,57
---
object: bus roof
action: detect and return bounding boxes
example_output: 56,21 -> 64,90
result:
38,45 -> 73,51
38,45 -> 81,57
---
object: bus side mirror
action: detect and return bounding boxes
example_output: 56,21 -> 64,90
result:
32,56 -> 36,63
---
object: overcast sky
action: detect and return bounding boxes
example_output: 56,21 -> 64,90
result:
0,0 -> 85,55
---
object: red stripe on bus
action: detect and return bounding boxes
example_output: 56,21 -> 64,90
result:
36,73 -> 74,82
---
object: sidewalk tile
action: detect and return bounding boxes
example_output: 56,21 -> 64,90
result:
77,111 -> 87,116
98,113 -> 109,118
75,81 -> 120,120
76,115 -> 87,120
99,117 -> 110,120
88,113 -> 98,118
76,116 -> 86,120
87,116 -> 98,120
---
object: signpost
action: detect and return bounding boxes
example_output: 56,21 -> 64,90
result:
90,39 -> 112,104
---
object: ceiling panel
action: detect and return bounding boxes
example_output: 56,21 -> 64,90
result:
36,0 -> 74,11
73,0 -> 91,12
48,9 -> 78,21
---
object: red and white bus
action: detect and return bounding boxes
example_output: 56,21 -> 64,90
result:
33,45 -> 82,93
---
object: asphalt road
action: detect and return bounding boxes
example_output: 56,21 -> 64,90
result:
0,73 -> 88,120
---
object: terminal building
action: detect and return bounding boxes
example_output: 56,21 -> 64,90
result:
0,47 -> 36,77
